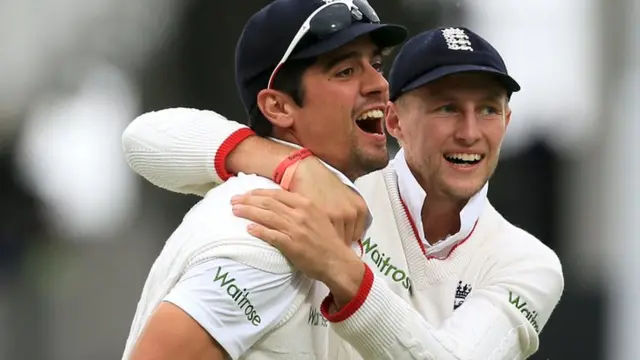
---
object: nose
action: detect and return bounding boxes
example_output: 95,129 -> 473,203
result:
454,111 -> 481,145
361,64 -> 389,100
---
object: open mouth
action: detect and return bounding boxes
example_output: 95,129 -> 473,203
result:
444,153 -> 484,167
356,109 -> 384,135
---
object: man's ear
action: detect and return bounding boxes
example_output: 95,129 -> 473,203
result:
504,106 -> 512,128
256,89 -> 296,128
385,101 -> 403,142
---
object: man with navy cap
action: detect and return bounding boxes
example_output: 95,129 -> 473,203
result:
123,24 -> 564,360
121,0 -> 408,359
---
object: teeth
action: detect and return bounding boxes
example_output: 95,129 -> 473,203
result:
356,109 -> 384,121
445,153 -> 482,162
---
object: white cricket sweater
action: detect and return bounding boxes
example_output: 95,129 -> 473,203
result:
122,173 -> 366,359
123,108 -> 565,359
329,165 -> 564,359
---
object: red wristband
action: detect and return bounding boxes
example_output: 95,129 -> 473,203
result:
273,148 -> 313,185
279,160 -> 302,190
214,128 -> 256,181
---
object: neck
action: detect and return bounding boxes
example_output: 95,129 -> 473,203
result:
406,162 -> 467,243
421,195 -> 466,244
272,132 -> 361,182
273,131 -> 302,149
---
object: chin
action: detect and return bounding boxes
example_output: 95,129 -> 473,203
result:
367,158 -> 389,173
369,149 -> 390,168
443,181 -> 486,201
352,151 -> 388,179
365,143 -> 389,159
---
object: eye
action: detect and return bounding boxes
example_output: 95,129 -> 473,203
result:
336,67 -> 354,78
436,104 -> 456,113
371,60 -> 384,73
480,106 -> 499,116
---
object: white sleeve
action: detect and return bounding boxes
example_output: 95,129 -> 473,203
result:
122,108 -> 254,196
163,258 -> 301,360
321,251 -> 564,360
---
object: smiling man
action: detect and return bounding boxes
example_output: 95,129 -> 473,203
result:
120,0 -> 408,359
123,27 -> 564,359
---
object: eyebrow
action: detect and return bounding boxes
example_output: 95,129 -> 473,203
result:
431,89 -> 506,103
321,47 -> 384,73
481,90 -> 508,104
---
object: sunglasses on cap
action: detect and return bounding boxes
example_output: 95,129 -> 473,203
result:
267,0 -> 380,89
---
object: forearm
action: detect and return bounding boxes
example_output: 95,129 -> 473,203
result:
320,254 -> 367,309
122,108 -> 248,195
225,135 -> 299,180
122,108 -> 298,196
321,268 -> 537,360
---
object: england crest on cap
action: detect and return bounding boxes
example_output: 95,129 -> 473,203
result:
441,27 -> 473,52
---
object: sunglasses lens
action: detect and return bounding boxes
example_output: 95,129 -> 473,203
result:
270,1 -> 381,89
353,0 -> 380,23
309,3 -> 353,38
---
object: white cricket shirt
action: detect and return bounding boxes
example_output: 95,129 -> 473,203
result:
122,140 -> 369,360
122,108 -> 565,359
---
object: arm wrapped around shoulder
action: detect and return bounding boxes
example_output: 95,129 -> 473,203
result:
321,240 -> 564,359
122,108 -> 254,196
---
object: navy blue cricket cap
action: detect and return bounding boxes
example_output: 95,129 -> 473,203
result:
235,0 -> 408,119
389,26 -> 521,101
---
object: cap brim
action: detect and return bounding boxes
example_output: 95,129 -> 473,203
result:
291,22 -> 408,59
399,64 -> 521,99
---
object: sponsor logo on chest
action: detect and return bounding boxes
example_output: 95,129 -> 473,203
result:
308,307 -> 328,328
361,237 -> 412,293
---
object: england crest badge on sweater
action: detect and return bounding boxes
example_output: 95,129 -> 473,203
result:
454,281 -> 473,310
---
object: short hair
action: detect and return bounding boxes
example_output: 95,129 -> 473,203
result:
249,58 -> 316,137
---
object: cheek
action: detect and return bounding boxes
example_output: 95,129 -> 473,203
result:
299,102 -> 352,140
404,132 -> 440,169
485,123 -> 507,150
320,104 -> 353,133
307,86 -> 354,118
405,122 -> 442,153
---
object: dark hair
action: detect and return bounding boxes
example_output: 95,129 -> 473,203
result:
249,57 -> 316,137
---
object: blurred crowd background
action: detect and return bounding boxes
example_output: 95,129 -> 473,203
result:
0,0 -> 638,359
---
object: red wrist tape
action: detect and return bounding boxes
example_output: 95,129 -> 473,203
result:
273,148 -> 313,188
214,128 -> 256,181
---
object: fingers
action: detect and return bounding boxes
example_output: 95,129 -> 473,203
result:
330,216 -> 347,245
232,203 -> 291,232
349,194 -> 369,242
242,189 -> 312,209
232,192 -> 293,215
246,223 -> 294,251
233,190 -> 323,228
233,188 -> 366,246
353,214 -> 367,242
327,208 -> 352,246
343,217 -> 355,245
327,201 -> 361,245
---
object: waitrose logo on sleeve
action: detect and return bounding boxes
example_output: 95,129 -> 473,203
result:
213,266 -> 262,326
361,238 -> 412,292
508,291 -> 540,333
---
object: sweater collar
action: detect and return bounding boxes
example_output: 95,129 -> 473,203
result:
392,148 -> 488,258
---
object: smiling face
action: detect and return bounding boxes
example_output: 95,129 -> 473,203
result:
387,72 -> 512,201
259,35 -> 391,180
298,36 -> 391,180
